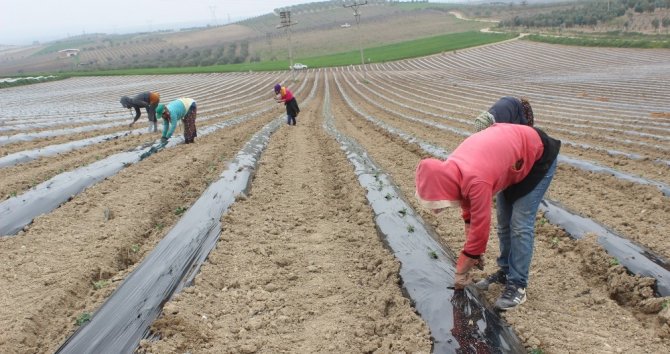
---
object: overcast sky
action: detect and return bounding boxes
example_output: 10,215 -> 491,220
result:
1,0 -> 332,45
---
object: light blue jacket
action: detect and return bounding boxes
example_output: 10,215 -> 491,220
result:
162,98 -> 195,139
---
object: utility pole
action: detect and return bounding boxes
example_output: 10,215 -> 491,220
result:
277,10 -> 297,81
343,1 -> 368,81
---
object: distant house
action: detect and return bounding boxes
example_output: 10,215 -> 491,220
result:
58,49 -> 80,58
341,22 -> 351,28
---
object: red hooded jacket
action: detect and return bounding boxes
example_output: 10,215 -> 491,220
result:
415,123 -> 544,255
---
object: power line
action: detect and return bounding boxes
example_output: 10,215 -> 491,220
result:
343,1 -> 368,81
276,10 -> 298,81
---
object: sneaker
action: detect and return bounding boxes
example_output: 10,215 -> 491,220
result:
495,284 -> 527,310
474,269 -> 507,290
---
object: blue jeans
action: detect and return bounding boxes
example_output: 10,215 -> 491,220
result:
495,159 -> 557,288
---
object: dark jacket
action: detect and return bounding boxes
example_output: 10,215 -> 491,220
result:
120,92 -> 160,122
502,127 -> 561,203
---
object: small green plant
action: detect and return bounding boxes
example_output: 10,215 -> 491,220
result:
539,217 -> 547,226
550,237 -> 559,247
529,348 -> 545,354
662,300 -> 669,310
175,206 -> 187,215
429,250 -> 438,259
130,244 -> 140,253
384,193 -> 392,201
76,312 -> 92,326
155,222 -> 164,230
609,258 -> 620,266
399,208 -> 407,217
407,225 -> 415,233
10,192 -> 17,197
92,279 -> 109,290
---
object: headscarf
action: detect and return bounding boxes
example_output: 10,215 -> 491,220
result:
473,111 -> 495,132
519,96 -> 534,127
156,103 -> 165,118
120,96 -> 132,108
274,83 -> 281,94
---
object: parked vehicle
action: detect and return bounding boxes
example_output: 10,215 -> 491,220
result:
291,63 -> 308,70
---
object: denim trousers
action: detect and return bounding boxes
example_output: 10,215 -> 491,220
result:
495,159 -> 557,288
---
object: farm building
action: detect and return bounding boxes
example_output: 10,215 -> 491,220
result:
57,48 -> 80,58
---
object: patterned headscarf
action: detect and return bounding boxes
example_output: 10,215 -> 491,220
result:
519,96 -> 534,127
473,111 -> 495,132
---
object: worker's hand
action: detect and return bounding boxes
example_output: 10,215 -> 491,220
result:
476,254 -> 485,270
454,251 -> 483,289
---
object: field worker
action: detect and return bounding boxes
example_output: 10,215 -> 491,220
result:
473,96 -> 534,132
156,98 -> 197,144
120,91 -> 161,132
415,123 -> 560,310
274,83 -> 300,126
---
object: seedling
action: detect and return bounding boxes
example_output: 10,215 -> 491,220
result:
130,244 -> 140,253
530,349 -> 545,354
398,208 -> 407,217
384,193 -> 392,201
609,258 -> 620,266
407,225 -> 415,233
155,222 -> 164,230
550,237 -> 559,247
429,250 -> 438,259
175,206 -> 188,216
662,300 -> 669,309
75,312 -> 92,326
93,279 -> 109,290
10,192 -> 17,197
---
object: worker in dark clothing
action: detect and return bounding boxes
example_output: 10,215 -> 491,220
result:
473,96 -> 534,132
120,91 -> 161,132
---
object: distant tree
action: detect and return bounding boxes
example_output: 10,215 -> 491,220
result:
652,18 -> 660,30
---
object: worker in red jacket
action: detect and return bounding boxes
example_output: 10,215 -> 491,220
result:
274,83 -> 300,126
415,123 -> 560,310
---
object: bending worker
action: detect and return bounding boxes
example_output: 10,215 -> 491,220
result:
120,91 -> 161,132
156,98 -> 197,144
474,96 -> 534,132
415,123 -> 560,310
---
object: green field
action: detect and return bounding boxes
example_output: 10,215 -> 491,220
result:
52,31 -> 515,77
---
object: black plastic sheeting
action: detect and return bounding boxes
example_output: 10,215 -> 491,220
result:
557,155 -> 670,197
56,74 -> 320,353
540,199 -> 670,296
0,130 -> 133,168
334,72 -> 670,317
56,117 -> 283,353
0,111 -> 268,236
324,75 -> 525,353
0,121 -> 128,146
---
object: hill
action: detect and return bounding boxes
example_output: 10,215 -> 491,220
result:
1,0 -> 668,76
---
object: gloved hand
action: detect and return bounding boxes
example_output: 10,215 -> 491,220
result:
454,251 -> 484,289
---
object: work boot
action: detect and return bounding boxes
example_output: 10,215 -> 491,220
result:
495,283 -> 527,310
474,269 -> 506,290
